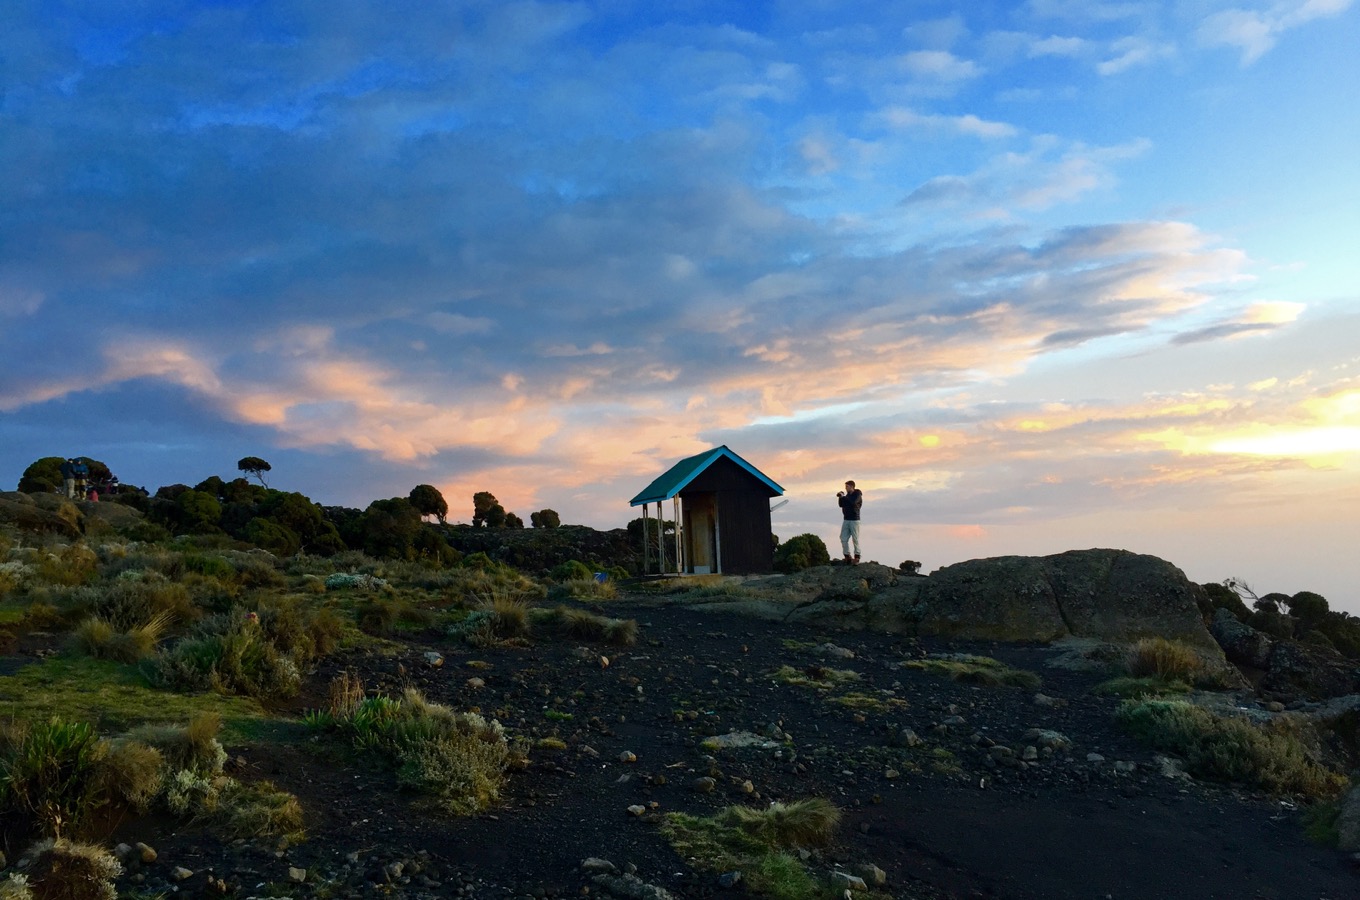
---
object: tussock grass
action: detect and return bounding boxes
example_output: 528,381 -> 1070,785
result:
72,612 -> 173,663
17,838 -> 120,900
904,654 -> 1041,691
129,712 -> 228,776
147,608 -> 303,700
1095,675 -> 1194,699
532,606 -> 638,645
93,738 -> 164,812
0,718 -> 105,840
719,798 -> 841,848
1125,638 -> 1203,682
546,578 -> 618,602
1116,700 -> 1346,798
214,778 -> 305,842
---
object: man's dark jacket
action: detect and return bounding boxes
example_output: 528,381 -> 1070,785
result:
839,489 -> 862,521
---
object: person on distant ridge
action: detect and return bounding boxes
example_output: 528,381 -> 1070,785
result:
837,480 -> 863,564
60,458 -> 77,499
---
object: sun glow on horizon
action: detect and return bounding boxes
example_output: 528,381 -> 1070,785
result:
1210,427 -> 1360,458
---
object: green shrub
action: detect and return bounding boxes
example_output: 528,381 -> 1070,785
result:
75,575 -> 195,631
357,597 -> 434,635
549,560 -> 593,583
129,712 -> 227,775
31,544 -> 99,587
182,553 -> 237,580
546,578 -> 618,602
214,779 -> 305,842
718,798 -> 841,847
1116,700 -> 1345,797
774,533 -> 831,573
147,611 -> 301,700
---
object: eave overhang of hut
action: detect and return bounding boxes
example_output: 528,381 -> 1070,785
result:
628,445 -> 784,507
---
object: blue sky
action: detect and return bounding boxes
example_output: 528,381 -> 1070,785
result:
2,1 -> 1357,607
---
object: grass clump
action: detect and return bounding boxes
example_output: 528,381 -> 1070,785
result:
904,654 -> 1041,691
307,677 -> 512,815
1116,700 -> 1346,798
532,606 -> 638,645
1125,638 -> 1203,682
547,578 -> 618,602
71,612 -> 173,663
146,608 -> 303,700
214,778 -> 305,842
662,798 -> 841,899
0,718 -> 105,841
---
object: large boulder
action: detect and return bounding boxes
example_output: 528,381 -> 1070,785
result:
763,549 -> 1219,649
910,549 -> 1219,648
1258,640 -> 1360,701
1210,608 -> 1274,669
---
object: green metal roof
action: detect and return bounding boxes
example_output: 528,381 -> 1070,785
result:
629,445 -> 784,506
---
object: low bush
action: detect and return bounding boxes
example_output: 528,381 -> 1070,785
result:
546,578 -> 617,602
718,798 -> 841,847
74,575 -> 195,631
357,596 -> 435,635
549,560 -> 593,583
92,739 -> 164,812
1116,700 -> 1345,797
129,712 -> 228,776
213,778 -> 305,842
1095,676 -> 1193,699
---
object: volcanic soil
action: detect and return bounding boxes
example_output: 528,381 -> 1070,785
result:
106,596 -> 1356,900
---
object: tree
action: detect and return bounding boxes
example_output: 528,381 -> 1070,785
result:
18,456 -> 115,493
237,456 -> 272,487
530,509 -> 561,528
175,490 -> 222,532
472,491 -> 506,528
356,498 -> 424,559
504,511 -> 524,529
409,484 -> 449,524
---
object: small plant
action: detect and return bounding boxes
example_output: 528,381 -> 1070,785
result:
214,779 -> 305,842
1095,676 -> 1193,699
719,798 -> 841,847
773,664 -> 860,688
128,712 -> 227,776
546,578 -> 618,602
71,612 -> 173,663
92,739 -> 164,812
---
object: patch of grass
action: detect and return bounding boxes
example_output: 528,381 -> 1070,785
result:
129,712 -> 228,775
147,608 -> 302,700
1116,700 -> 1346,798
0,654 -> 267,738
773,664 -> 860,689
662,799 -> 841,900
93,738 -> 164,812
829,691 -> 907,712
546,578 -> 618,602
780,639 -> 816,651
1095,675 -> 1193,699
535,737 -> 568,751
903,654 -> 1041,691
544,709 -> 573,722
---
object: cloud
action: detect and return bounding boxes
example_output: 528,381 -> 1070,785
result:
1029,35 -> 1091,57
1199,1 -> 1354,65
1097,36 -> 1175,74
1171,301 -> 1305,344
899,50 -> 982,80
880,106 -> 1018,138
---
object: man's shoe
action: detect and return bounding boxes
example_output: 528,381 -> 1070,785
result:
853,555 -> 860,565
843,555 -> 853,564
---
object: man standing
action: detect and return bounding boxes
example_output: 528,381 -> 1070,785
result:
60,458 -> 77,499
837,480 -> 862,564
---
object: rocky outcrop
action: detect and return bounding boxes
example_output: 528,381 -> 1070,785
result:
0,491 -> 82,537
682,549 -> 1220,651
1210,608 -> 1274,669
1258,640 -> 1360,701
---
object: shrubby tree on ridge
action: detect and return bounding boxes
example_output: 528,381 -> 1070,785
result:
409,484 -> 449,524
530,509 -> 561,528
472,491 -> 507,528
237,456 -> 272,488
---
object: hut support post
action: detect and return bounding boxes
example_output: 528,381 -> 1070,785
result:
641,504 -> 650,575
656,503 -> 666,574
673,496 -> 682,574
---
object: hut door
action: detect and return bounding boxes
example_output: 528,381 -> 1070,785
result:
685,493 -> 717,574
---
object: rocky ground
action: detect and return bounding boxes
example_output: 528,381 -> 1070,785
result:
89,594 -> 1356,900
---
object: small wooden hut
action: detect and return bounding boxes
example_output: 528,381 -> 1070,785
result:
629,445 -> 784,575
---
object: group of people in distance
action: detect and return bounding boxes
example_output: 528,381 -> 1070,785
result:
59,457 -> 118,502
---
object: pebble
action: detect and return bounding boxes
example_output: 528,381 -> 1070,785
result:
626,804 -> 646,816
717,871 -> 742,888
581,858 -> 617,874
618,750 -> 637,763
692,776 -> 717,793
171,866 -> 194,882
288,867 -> 307,884
466,677 -> 485,689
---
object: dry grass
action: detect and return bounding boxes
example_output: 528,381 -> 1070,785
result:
904,654 -> 1041,691
325,670 -> 367,719
93,739 -> 164,812
214,779 -> 305,842
1125,638 -> 1203,682
71,612 -> 173,663
129,712 -> 226,776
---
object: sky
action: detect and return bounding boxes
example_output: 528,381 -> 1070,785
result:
2,1 -> 1357,608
